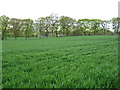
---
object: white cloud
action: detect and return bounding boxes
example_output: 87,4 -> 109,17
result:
0,0 -> 119,20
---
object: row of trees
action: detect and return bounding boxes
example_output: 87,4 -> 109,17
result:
0,13 -> 120,40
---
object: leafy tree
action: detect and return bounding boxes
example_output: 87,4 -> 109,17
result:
77,19 -> 90,35
100,20 -> 110,35
60,16 -> 74,36
0,15 -> 9,40
1,14 -> 118,39
112,17 -> 120,35
9,18 -> 22,39
0,17 -> 1,38
44,16 -> 52,37
89,19 -> 101,35
35,17 -> 46,37
49,13 -> 59,37
22,19 -> 33,39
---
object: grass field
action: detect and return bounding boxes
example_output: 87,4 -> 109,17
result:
2,36 -> 118,88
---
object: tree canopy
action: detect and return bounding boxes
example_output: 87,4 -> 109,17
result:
0,14 -> 117,40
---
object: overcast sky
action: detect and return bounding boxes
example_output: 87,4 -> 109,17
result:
0,0 -> 119,20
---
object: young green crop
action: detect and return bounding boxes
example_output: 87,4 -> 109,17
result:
2,36 -> 118,88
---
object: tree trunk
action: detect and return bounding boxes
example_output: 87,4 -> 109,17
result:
39,30 -> 42,37
51,29 -> 54,36
84,32 -> 86,35
93,31 -> 95,35
66,29 -> 69,36
14,31 -> 17,39
2,36 -> 4,40
88,32 -> 90,35
55,31 -> 58,37
25,32 -> 27,39
104,29 -> 105,35
63,29 -> 64,36
2,31 -> 6,40
2,32 -> 5,40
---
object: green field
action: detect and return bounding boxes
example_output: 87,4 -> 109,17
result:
2,36 -> 118,88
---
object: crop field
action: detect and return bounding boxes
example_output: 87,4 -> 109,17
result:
2,36 -> 118,88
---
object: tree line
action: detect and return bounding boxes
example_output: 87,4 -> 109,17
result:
0,13 -> 120,40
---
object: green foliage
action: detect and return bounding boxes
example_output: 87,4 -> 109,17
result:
77,19 -> 90,35
112,17 -> 120,34
100,20 -> 110,35
0,14 -> 118,39
9,18 -> 22,39
21,19 -> 33,39
89,19 -> 101,35
2,36 -> 118,88
60,16 -> 75,36
0,15 -> 9,40
35,17 -> 46,36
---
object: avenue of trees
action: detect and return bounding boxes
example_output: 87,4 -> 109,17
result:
0,13 -> 120,40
